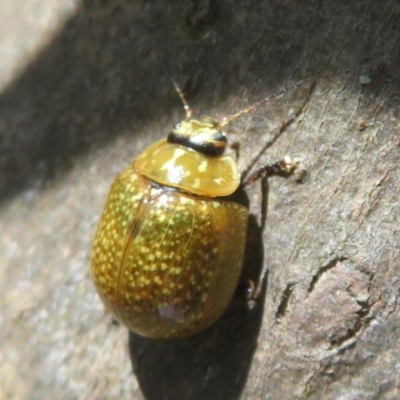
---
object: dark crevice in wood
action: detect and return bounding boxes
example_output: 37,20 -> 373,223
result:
275,282 -> 296,319
307,256 -> 348,293
329,298 -> 379,350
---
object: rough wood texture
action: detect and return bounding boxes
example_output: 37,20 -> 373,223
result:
1,0 -> 399,399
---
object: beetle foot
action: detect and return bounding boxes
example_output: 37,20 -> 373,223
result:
245,279 -> 259,310
280,155 -> 299,174
241,156 -> 299,187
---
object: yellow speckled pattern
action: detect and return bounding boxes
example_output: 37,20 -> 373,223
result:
91,166 -> 151,315
91,167 -> 248,338
134,140 -> 240,197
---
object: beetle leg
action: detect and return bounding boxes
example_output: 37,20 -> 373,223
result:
246,268 -> 268,308
240,155 -> 297,188
246,175 -> 270,308
230,140 -> 241,162
242,156 -> 297,309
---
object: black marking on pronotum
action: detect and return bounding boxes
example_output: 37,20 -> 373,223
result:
167,130 -> 227,157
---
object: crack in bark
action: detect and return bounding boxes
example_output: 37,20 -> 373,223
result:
307,256 -> 348,293
329,270 -> 377,350
275,282 -> 296,319
329,297 -> 379,350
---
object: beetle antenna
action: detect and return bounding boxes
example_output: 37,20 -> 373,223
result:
219,78 -> 313,128
172,79 -> 192,120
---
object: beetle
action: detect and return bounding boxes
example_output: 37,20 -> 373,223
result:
91,80 -> 299,338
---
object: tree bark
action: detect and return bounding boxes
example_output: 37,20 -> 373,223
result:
1,0 -> 399,399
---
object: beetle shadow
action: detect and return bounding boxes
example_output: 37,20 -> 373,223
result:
128,190 -> 266,400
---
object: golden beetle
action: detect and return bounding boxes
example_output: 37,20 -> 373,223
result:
91,82 -> 297,338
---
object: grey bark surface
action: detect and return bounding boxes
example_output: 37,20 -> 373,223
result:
0,0 -> 399,399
